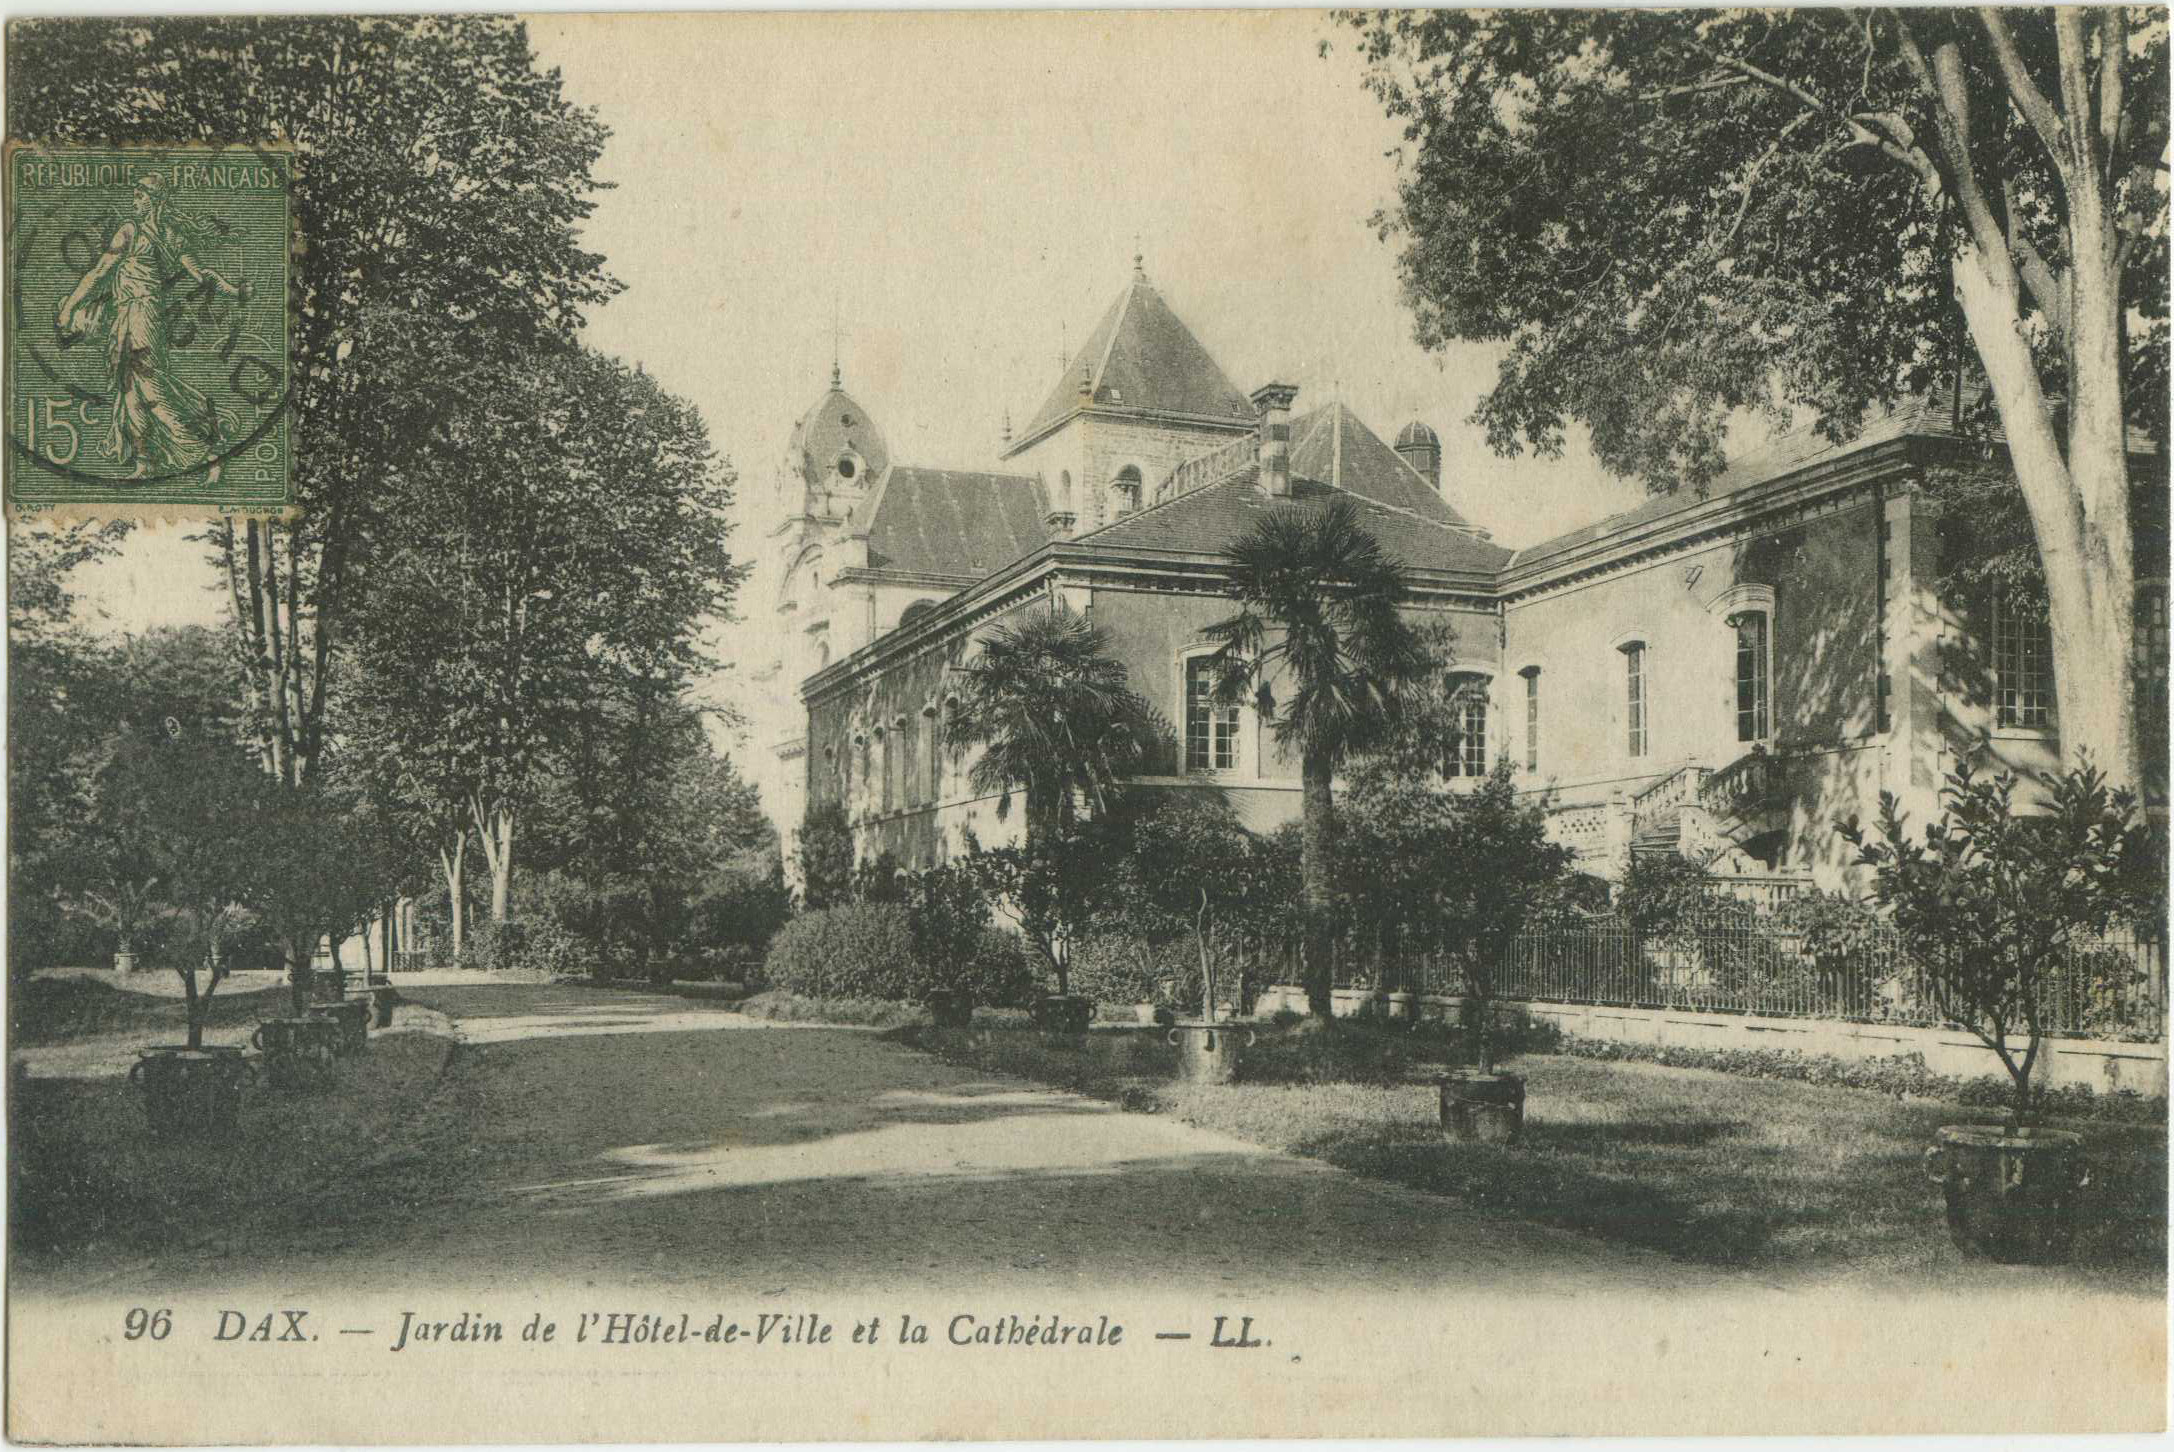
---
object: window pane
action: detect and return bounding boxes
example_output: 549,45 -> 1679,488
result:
1524,670 -> 1539,772
1186,659 -> 1211,770
1626,646 -> 1646,757
1186,659 -> 1236,771
1735,612 -> 1768,743
1994,597 -> 2053,729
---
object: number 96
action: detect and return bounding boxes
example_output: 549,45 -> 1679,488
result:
123,1307 -> 172,1341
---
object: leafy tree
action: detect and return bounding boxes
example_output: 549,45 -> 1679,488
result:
1204,498 -> 1433,1016
344,345 -> 738,925
1102,798 -> 1275,1022
7,521 -> 128,974
9,16 -> 625,982
87,732 -> 272,1046
1341,7 -> 2170,789
960,824 -> 1117,998
945,606 -> 1161,845
1842,757 -> 2162,1125
1342,757 -> 1573,1072
795,802 -> 857,911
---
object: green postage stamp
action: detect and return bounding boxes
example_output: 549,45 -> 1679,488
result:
5,142 -> 295,518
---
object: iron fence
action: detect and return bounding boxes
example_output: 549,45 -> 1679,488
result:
1232,916 -> 2167,1042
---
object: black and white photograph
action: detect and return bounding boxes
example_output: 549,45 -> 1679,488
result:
4,7 -> 2168,1442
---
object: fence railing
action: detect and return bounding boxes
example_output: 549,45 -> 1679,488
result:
1231,917 -> 2167,1042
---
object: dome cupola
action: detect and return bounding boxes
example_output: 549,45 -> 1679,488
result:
1394,419 -> 1442,490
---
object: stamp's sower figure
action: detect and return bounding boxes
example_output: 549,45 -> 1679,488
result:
55,171 -> 244,482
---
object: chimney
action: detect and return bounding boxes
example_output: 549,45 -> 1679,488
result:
1251,382 -> 1299,499
1394,421 -> 1442,490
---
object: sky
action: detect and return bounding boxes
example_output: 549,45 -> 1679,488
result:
69,11 -> 1651,654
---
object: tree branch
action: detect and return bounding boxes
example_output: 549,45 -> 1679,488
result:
1979,8 -> 2071,181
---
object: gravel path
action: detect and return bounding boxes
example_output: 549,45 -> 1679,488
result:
56,982 -> 1748,1301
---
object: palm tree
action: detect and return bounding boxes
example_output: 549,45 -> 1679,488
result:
1204,499 -> 1432,1018
946,605 -> 1160,845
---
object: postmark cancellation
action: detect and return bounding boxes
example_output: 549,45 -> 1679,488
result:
4,141 -> 296,521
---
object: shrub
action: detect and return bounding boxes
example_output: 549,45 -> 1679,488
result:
902,864 -> 990,985
955,927 -> 1038,1007
1066,931 -> 1199,1007
1551,1033 -> 2165,1124
762,902 -> 922,1000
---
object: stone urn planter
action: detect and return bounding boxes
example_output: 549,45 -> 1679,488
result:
112,949 -> 138,975
1385,990 -> 1417,1023
1167,1020 -> 1255,1085
372,985 -> 398,1029
925,989 -> 975,1030
1923,1124 -> 2089,1264
1032,993 -> 1093,1039
311,999 -> 370,1055
1440,1069 -> 1525,1144
129,1045 -> 252,1140
252,1017 -> 341,1093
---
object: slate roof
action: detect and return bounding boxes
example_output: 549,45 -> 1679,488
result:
1504,395 -> 1982,573
861,466 -> 1049,579
1010,276 -> 1256,452
1075,406 -> 1511,578
1288,403 -> 1478,531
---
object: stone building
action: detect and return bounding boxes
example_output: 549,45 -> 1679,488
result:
744,265 -> 2167,895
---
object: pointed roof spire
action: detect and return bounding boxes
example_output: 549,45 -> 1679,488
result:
1006,274 -> 1254,458
830,293 -> 844,388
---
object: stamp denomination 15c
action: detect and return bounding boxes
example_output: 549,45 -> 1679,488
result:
5,141 -> 294,519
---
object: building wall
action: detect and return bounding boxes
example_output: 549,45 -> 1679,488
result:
1008,412 -> 1249,534
1503,484 -> 1889,886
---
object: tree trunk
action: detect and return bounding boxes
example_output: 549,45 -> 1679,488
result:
1950,230 -> 2142,790
286,939 -> 312,1013
1299,748 -> 1337,1018
440,831 -> 468,960
182,967 -> 203,1050
491,807 -> 515,922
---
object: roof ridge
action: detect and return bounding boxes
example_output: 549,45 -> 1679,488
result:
1092,281 -> 1138,396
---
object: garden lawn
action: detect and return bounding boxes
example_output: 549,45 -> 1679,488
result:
899,1022 -> 2167,1285
11,974 -> 291,1048
10,1001 -> 464,1268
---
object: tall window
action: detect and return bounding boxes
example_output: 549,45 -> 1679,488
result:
924,704 -> 942,802
1624,643 -> 1648,758
1521,667 -> 1540,773
1448,675 -> 1489,778
1993,596 -> 2054,729
1732,610 -> 1770,743
1185,658 -> 1237,771
896,716 -> 915,807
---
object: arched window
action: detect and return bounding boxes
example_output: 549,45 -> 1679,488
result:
1446,672 -> 1490,777
922,702 -> 941,803
1728,608 -> 1771,743
1112,464 -> 1143,517
900,599 -> 937,629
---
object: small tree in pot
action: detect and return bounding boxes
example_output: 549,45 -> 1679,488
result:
961,825 -> 1114,1034
1842,757 -> 2161,1262
1344,736 -> 1572,1141
1105,798 -> 1266,1080
92,730 -> 271,1138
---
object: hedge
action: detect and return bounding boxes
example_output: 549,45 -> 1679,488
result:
1553,1033 -> 2165,1124
761,905 -> 1037,1006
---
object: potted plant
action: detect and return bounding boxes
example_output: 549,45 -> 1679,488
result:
86,732 -> 271,1139
1844,758 -> 2160,1263
1340,733 -> 1572,1144
1109,800 -> 1266,1084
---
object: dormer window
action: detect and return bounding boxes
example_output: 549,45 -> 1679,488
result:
1113,465 -> 1143,516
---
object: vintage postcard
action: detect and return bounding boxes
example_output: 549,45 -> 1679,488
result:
4,141 -> 295,520
5,7 -> 2167,1444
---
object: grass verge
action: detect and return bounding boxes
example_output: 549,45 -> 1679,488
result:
896,1020 -> 2168,1282
11,974 -> 292,1048
10,1007 -> 459,1267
